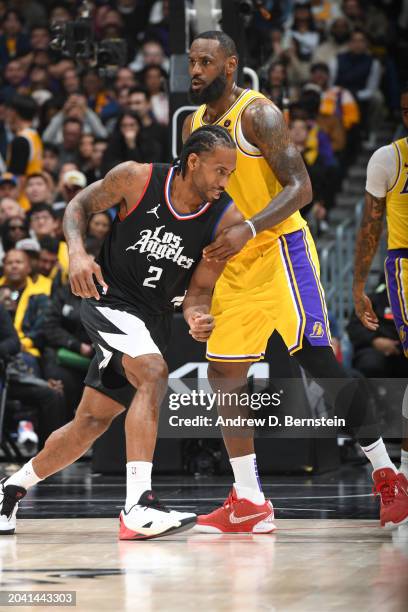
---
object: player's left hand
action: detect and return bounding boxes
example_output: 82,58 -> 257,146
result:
353,291 -> 379,331
203,222 -> 253,262
188,312 -> 215,342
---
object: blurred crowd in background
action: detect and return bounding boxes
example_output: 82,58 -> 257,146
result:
0,0 -> 407,453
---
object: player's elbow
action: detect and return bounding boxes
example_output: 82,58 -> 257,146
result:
299,176 -> 313,209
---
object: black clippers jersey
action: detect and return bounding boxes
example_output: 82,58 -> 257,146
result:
98,163 -> 233,314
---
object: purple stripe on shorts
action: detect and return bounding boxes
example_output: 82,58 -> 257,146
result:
279,236 -> 303,351
284,229 -> 330,347
385,252 -> 408,353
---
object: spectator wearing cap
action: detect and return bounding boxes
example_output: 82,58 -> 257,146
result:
25,173 -> 53,208
28,203 -> 69,284
53,170 -> 87,214
6,94 -> 43,210
0,172 -> 18,200
15,237 -> 51,295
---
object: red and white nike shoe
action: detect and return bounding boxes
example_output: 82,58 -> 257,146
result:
373,468 -> 408,529
196,488 -> 276,534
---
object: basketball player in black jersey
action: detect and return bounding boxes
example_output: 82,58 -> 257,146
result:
0,126 -> 245,541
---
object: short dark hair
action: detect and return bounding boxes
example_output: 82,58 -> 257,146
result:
28,203 -> 56,221
2,9 -> 24,26
351,27 -> 368,39
129,86 -> 150,101
400,81 -> 408,96
43,142 -> 59,156
26,172 -> 48,185
63,117 -> 83,129
8,94 -> 38,121
311,62 -> 329,74
179,125 -> 236,178
39,236 -> 59,254
193,30 -> 238,58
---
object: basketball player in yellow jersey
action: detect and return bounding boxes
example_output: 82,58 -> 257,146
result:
353,84 -> 408,512
7,94 -> 43,211
184,31 -> 408,533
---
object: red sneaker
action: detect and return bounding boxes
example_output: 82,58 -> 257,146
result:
373,468 -> 408,529
196,488 -> 276,534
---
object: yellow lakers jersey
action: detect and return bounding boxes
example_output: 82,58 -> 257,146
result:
191,89 -> 306,247
387,137 -> 408,249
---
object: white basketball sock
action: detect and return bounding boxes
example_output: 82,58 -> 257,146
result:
125,461 -> 152,512
361,438 -> 397,472
230,453 -> 265,505
400,449 -> 408,478
5,459 -> 42,490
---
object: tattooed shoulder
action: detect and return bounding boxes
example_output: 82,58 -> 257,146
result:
80,161 -> 148,214
242,98 -> 309,189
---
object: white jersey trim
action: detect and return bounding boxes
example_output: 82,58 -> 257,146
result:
365,144 -> 398,198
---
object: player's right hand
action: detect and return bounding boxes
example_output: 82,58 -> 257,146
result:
188,312 -> 215,342
353,291 -> 379,331
69,252 -> 108,300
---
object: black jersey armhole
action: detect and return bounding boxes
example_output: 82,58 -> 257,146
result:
118,163 -> 153,221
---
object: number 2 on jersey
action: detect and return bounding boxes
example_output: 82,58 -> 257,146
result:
143,266 -> 163,288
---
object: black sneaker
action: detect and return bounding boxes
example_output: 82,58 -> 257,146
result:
0,477 -> 26,535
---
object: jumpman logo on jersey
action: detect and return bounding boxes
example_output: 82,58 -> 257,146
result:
147,204 -> 161,219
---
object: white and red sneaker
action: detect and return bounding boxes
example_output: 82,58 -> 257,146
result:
196,488 -> 276,534
119,490 -> 196,541
373,468 -> 408,529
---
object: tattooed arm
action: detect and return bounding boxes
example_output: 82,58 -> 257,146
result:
203,100 -> 312,262
243,99 -> 312,232
352,191 -> 386,330
63,161 -> 149,299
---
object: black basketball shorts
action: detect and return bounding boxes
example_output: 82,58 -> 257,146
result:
81,298 -> 172,408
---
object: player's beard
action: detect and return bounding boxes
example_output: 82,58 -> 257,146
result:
189,72 -> 228,104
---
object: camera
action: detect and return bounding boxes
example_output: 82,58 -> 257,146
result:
50,1 -> 127,75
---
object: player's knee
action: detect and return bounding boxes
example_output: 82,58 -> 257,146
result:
123,354 -> 168,388
75,405 -> 115,433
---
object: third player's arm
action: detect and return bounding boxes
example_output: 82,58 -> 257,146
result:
184,203 -> 243,341
352,190 -> 386,329
242,99 -> 312,232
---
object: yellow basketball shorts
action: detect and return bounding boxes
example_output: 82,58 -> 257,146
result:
207,227 -> 332,362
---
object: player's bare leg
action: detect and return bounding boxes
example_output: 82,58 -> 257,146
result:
0,387 -> 124,534
33,387 -> 125,478
195,361 -> 276,534
118,353 -> 196,539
